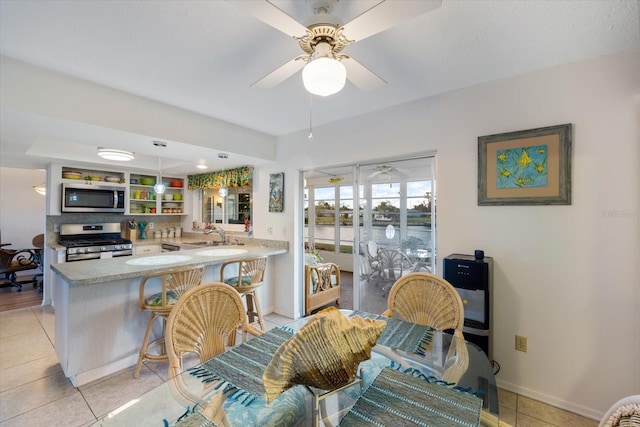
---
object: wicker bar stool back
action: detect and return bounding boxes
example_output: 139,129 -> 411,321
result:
220,256 -> 268,346
599,395 -> 640,427
133,264 -> 204,378
382,272 -> 468,383
166,282 -> 263,379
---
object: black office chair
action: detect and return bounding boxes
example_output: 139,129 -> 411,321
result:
0,247 -> 39,292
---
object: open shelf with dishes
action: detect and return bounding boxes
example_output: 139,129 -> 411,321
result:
128,174 -> 184,215
159,177 -> 185,214
128,174 -> 157,214
61,167 -> 125,185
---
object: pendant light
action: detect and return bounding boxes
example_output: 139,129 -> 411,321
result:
217,152 -> 229,197
153,141 -> 167,194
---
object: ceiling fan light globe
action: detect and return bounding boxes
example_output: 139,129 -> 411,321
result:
302,57 -> 346,96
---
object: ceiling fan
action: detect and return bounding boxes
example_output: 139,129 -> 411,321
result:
228,0 -> 442,96
368,164 -> 403,181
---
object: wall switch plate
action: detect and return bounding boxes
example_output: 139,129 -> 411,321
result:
515,335 -> 527,352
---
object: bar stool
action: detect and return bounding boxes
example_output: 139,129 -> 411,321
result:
220,257 -> 267,346
134,264 -> 204,378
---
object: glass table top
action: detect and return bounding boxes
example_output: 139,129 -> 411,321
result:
93,310 -> 499,427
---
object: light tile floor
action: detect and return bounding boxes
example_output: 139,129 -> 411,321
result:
0,306 -> 599,426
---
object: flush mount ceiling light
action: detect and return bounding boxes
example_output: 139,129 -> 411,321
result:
97,148 -> 135,161
302,42 -> 346,97
196,164 -> 208,170
218,187 -> 228,198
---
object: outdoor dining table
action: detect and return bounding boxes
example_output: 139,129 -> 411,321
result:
93,310 -> 500,427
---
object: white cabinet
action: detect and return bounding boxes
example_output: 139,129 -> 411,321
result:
133,245 -> 160,255
133,244 -> 160,255
48,164 -> 127,215
48,163 -> 186,217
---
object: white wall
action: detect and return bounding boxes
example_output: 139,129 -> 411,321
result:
0,167 -> 46,248
0,56 -> 277,163
261,48 -> 640,419
2,44 -> 637,420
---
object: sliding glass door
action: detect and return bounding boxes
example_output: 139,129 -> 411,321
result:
357,158 -> 436,313
303,155 -> 436,314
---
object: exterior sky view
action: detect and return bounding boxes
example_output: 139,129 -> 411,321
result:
311,180 -> 432,211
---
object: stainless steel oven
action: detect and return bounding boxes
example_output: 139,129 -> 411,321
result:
58,223 -> 133,262
62,183 -> 125,213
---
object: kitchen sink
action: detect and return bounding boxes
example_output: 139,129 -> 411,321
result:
126,255 -> 193,266
180,241 -> 224,249
195,248 -> 247,257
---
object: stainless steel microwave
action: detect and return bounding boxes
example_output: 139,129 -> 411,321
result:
62,183 -> 125,213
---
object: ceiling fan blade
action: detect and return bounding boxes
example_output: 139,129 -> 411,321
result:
227,0 -> 308,37
341,0 -> 442,42
343,57 -> 387,92
251,56 -> 306,89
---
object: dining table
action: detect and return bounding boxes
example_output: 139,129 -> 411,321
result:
92,310 -> 500,427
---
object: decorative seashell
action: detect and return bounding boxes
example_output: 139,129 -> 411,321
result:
262,307 -> 386,403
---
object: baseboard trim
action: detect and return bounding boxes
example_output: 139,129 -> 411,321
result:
496,379 -> 602,421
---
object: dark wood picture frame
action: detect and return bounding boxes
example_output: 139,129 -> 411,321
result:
478,124 -> 572,205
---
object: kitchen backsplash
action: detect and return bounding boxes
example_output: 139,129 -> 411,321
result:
46,214 -> 184,245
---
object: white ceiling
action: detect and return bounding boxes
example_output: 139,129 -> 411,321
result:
1,0 -> 638,175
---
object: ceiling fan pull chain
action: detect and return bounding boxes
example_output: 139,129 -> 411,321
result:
308,93 -> 313,141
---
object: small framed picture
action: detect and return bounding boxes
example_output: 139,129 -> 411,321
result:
478,124 -> 572,205
269,172 -> 284,213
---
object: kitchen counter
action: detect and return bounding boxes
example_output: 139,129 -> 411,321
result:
51,240 -> 288,387
51,241 -> 286,287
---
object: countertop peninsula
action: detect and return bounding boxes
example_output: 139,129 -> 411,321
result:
50,237 -> 288,386
51,241 -> 287,287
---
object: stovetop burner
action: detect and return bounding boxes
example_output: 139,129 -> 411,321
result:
59,223 -> 134,262
59,238 -> 132,248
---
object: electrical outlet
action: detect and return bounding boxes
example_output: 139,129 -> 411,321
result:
515,335 -> 527,352
148,222 -> 155,230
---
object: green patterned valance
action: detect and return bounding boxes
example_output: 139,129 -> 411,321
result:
188,166 -> 253,190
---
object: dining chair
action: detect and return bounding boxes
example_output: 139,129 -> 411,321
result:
362,240 -> 381,281
134,264 -> 205,378
382,272 -> 468,383
220,256 -> 267,346
599,395 -> 640,427
375,248 -> 418,295
165,282 -> 263,379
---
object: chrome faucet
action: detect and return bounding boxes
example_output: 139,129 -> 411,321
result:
204,228 -> 226,244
